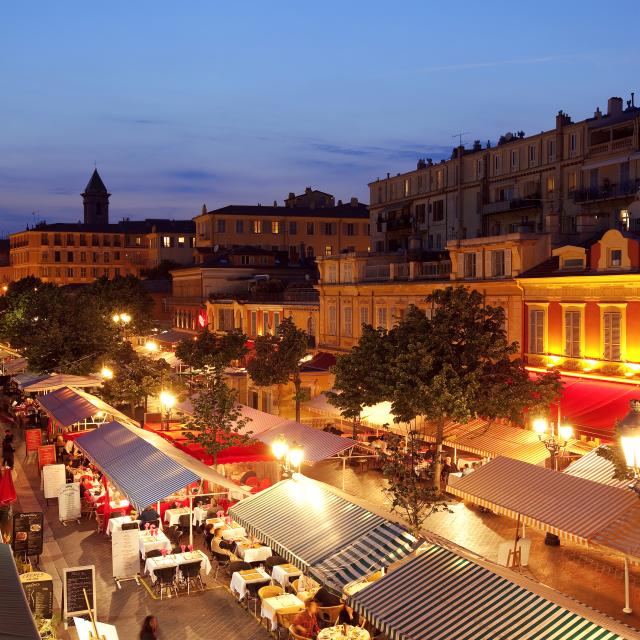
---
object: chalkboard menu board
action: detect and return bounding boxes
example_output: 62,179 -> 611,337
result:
12,512 -> 44,557
63,565 -> 96,624
25,428 -> 42,453
20,571 -> 54,620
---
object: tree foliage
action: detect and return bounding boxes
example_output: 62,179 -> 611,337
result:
175,328 -> 247,372
246,317 -> 309,422
184,374 -> 253,465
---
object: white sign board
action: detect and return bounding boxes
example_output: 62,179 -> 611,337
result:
58,483 -> 81,523
42,464 -> 66,500
74,617 -> 120,640
111,527 -> 140,580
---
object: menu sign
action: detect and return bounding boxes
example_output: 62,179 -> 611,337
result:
38,444 -> 57,468
58,483 -> 81,523
42,463 -> 66,500
63,565 -> 96,626
12,512 -> 44,557
25,428 -> 42,452
20,571 -> 54,620
112,527 -> 140,580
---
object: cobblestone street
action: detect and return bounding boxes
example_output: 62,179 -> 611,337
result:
307,458 -> 640,632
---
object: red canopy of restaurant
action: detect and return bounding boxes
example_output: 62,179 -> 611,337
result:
530,369 -> 640,440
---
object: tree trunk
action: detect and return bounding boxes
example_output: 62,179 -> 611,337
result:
293,373 -> 301,423
432,417 -> 445,493
352,415 -> 360,440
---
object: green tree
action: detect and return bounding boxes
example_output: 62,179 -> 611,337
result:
184,374 -> 253,464
328,324 -> 393,437
247,317 -> 309,422
175,328 -> 247,372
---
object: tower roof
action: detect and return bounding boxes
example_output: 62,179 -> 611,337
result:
82,169 -> 109,194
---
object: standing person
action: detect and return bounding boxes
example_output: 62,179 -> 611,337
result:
2,433 -> 15,469
440,455 -> 459,488
139,615 -> 158,640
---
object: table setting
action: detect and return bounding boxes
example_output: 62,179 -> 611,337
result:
138,524 -> 172,558
318,625 -> 370,640
221,526 -> 247,541
144,547 -> 211,583
229,567 -> 271,600
235,539 -> 273,564
271,562 -> 302,588
260,593 -> 305,631
106,515 -> 140,536
164,506 -> 191,526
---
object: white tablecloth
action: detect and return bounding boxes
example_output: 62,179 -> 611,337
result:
229,485 -> 251,500
229,568 -> 271,600
236,543 -> 273,564
318,626 -> 370,640
260,593 -> 305,631
138,531 -> 172,559
221,527 -> 247,541
164,507 -> 191,526
106,516 -> 140,536
144,550 -> 211,583
271,563 -> 302,588
192,506 -> 209,526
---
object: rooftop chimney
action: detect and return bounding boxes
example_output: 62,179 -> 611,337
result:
607,97 -> 623,116
305,187 -> 312,194
350,197 -> 358,207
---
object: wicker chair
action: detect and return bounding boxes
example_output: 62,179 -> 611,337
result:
275,608 -> 305,640
317,604 -> 344,628
265,555 -> 287,572
288,624 -> 313,640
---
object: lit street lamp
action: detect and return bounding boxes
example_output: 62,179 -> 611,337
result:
112,312 -> 131,339
159,390 -> 176,430
100,366 -> 114,380
271,434 -> 304,477
145,340 -> 158,353
532,416 -> 573,471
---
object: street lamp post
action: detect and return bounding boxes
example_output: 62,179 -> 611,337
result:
112,312 -> 131,340
532,417 -> 573,472
271,435 -> 304,477
159,390 -> 175,430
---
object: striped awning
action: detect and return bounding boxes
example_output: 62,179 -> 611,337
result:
255,420 -> 358,463
564,448 -> 629,489
448,457 -> 640,553
22,373 -> 102,393
0,543 -> 40,639
13,371 -> 49,389
37,386 -> 135,428
75,421 -> 199,511
350,543 -> 628,640
311,522 -> 419,592
230,477 -> 402,572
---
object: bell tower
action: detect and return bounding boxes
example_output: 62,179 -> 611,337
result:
82,169 -> 110,225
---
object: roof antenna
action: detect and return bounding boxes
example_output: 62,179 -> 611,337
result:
452,132 -> 470,147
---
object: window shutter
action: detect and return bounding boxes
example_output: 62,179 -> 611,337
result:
457,255 -> 465,278
483,250 -> 491,279
504,249 -> 512,276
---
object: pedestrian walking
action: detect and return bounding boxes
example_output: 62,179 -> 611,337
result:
2,433 -> 15,469
139,615 -> 158,640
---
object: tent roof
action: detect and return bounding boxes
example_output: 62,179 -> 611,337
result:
13,371 -> 48,389
564,448 -> 629,489
75,421 -> 199,510
22,373 -> 102,393
350,543 -> 632,640
448,457 -> 640,557
230,475 -> 414,572
36,386 -> 135,427
0,543 -> 40,639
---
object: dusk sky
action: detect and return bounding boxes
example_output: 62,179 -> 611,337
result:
1,1 -> 639,234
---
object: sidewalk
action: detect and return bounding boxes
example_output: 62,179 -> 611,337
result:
7,425 -> 270,640
307,459 -> 640,632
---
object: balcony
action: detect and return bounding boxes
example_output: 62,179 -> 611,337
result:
482,196 -> 541,216
416,260 -> 451,280
377,214 -> 413,232
588,137 -> 633,156
573,179 -> 640,203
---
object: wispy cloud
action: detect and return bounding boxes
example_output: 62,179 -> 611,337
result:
418,54 -> 585,73
167,169 -> 219,181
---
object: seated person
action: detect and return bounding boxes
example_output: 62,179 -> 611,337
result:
211,529 -> 236,559
293,601 -> 319,639
203,523 -> 215,549
139,505 -> 160,528
313,585 -> 342,607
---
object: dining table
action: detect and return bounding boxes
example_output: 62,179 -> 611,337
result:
144,550 -> 211,583
235,541 -> 273,564
260,593 -> 305,631
138,530 -> 172,559
229,567 -> 271,601
106,515 -> 140,536
221,526 -> 247,541
192,505 -> 209,526
318,625 -> 370,640
271,563 -> 302,588
164,506 -> 191,526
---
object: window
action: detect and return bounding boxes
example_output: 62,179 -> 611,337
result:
463,253 -> 476,278
325,245 -> 333,256
80,251 -> 87,262
250,311 -> 257,337
569,133 -> 577,154
250,390 -> 259,409
102,235 -> 110,247
54,233 -> 62,245
568,172 -> 577,192
306,222 -> 314,235
252,220 -> 262,234
609,249 -> 622,268
177,237 -> 185,247
217,219 -> 226,233
135,236 -> 142,246
67,251 -> 74,263
92,252 -> 98,262
546,177 -> 555,194
289,221 -> 297,235
603,311 -> 622,361
491,250 -> 505,277
162,236 -> 171,248
562,257 -> 584,270
325,264 -> 337,283
529,144 -> 536,163
114,268 -> 121,277
41,252 -> 48,262
476,159 -> 483,178
273,312 -> 280,333
432,200 -> 444,222
91,234 -> 99,246
416,204 -> 426,224
510,150 -> 518,169
92,267 -> 98,278
306,246 -> 314,258
346,223 -> 355,236
529,309 -> 545,354
343,307 -> 353,337
104,253 -> 109,263
236,220 -> 244,234
328,306 -> 337,335
547,139 -> 555,161
494,155 -> 501,174
271,221 -> 280,234
262,312 -> 269,335
80,267 -> 87,278
323,222 -> 335,235
435,233 -> 442,249
66,234 -> 74,245
435,169 -> 444,189
404,179 -> 410,197
564,310 -> 581,357
67,268 -> 74,278
376,306 -> 387,329
41,233 -> 49,245
54,251 -> 61,263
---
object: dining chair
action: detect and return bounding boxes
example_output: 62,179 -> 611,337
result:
288,624 -> 313,640
211,551 -> 230,579
180,560 -> 203,594
317,604 -> 344,628
154,565 -> 179,600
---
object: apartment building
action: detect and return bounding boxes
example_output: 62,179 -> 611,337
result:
370,94 -> 640,252
194,188 -> 370,263
8,170 -> 195,284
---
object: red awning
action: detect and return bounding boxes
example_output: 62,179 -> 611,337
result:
558,375 -> 640,440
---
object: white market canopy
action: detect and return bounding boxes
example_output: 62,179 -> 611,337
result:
21,373 -> 102,393
564,447 -> 629,489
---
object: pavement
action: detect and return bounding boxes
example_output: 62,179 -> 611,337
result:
307,458 -> 640,632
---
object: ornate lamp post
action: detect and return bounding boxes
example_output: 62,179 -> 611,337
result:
271,435 -> 304,477
112,312 -> 131,339
532,417 -> 573,471
159,390 -> 176,430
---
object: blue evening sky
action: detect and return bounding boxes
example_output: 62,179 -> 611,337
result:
1,1 -> 638,233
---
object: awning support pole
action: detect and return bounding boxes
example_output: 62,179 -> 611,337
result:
624,556 -> 632,614
453,446 -> 457,465
157,501 -> 161,530
342,457 -> 346,492
189,495 -> 193,549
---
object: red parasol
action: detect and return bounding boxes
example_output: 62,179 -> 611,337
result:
101,475 -> 111,532
0,468 -> 17,506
